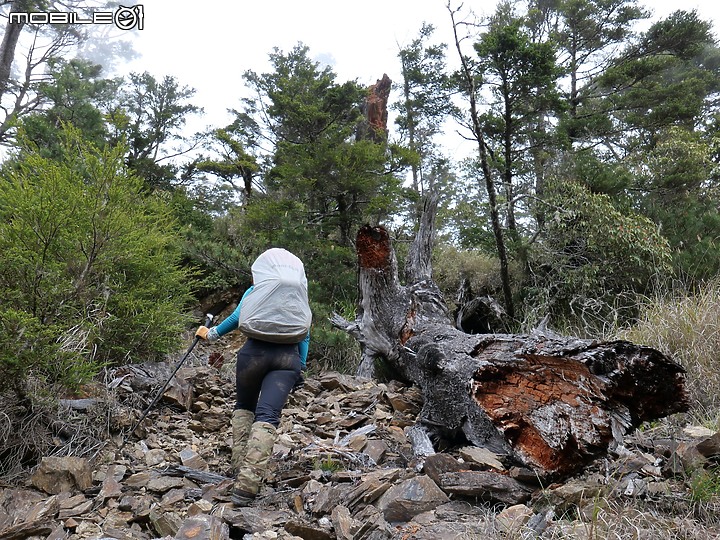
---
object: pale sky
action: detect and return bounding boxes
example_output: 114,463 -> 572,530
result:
114,0 -> 720,153
118,0 -> 458,137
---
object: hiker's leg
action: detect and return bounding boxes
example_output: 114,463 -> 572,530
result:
232,420 -> 278,502
254,368 -> 300,426
232,340 -> 267,474
234,340 -> 268,411
233,370 -> 296,501
236,340 -> 300,420
233,343 -> 300,503
230,409 -> 254,473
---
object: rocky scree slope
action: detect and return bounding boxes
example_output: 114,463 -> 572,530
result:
2,340 -> 720,540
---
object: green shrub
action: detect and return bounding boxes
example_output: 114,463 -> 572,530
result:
432,244 -> 505,303
314,455 -> 344,473
0,309 -> 94,395
0,127 -> 194,395
526,179 -> 672,334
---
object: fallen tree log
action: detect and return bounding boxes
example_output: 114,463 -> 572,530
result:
332,225 -> 689,481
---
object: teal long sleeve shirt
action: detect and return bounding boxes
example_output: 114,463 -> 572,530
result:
209,286 -> 310,368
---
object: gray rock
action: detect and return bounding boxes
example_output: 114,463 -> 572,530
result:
376,475 -> 449,523
439,469 -> 534,505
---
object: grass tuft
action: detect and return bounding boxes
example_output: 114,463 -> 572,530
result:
618,278 -> 720,428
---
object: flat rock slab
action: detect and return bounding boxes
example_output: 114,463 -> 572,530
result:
438,470 -> 534,505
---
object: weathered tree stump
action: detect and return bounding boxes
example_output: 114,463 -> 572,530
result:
332,225 -> 689,481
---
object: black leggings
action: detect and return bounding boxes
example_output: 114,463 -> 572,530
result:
235,339 -> 301,426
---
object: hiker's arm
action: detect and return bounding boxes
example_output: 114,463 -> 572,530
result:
197,287 -> 254,341
298,332 -> 310,369
292,332 -> 310,392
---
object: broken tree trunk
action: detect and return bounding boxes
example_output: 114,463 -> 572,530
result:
356,74 -> 392,143
332,225 -> 689,482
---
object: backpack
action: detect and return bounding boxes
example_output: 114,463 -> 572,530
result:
237,248 -> 312,344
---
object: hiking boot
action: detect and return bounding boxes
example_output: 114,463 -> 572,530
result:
232,421 -> 277,501
231,409 -> 255,473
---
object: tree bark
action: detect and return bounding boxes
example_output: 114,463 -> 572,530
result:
333,225 -> 689,481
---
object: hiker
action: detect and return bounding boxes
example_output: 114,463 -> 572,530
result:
195,247 -> 311,504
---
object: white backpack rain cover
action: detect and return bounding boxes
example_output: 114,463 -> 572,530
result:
237,248 -> 312,344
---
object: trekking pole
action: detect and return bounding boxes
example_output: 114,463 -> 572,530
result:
117,313 -> 214,452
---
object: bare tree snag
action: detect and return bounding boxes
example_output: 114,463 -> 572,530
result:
333,225 -> 689,481
357,74 -> 392,143
405,189 -> 439,285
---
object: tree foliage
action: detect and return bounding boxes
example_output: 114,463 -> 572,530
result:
114,71 -> 203,190
18,58 -> 120,158
394,23 -> 458,227
442,1 -> 720,332
195,128 -> 259,200
474,2 -> 562,240
235,44 -> 400,247
632,127 -> 720,281
590,10 -> 720,152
